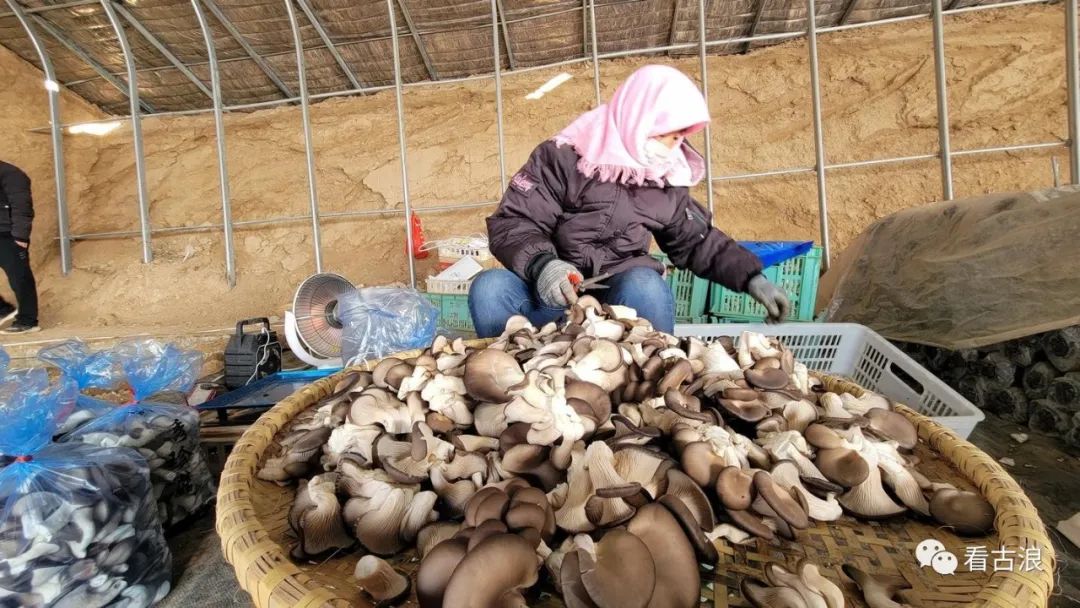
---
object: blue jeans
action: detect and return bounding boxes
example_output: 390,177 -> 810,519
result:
468,266 -> 675,338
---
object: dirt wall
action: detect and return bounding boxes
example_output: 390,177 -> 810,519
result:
0,44 -> 102,298
2,4 -> 1069,332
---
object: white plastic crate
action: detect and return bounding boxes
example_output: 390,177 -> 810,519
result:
425,276 -> 473,295
676,322 -> 984,439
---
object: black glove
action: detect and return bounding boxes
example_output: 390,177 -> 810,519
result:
747,274 -> 791,324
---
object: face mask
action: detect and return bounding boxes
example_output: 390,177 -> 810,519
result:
643,137 -> 681,166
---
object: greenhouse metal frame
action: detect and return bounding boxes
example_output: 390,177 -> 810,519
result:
3,0 -> 1075,286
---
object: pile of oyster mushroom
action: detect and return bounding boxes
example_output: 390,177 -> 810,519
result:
260,297 -> 996,608
60,406 -> 217,527
0,444 -> 173,608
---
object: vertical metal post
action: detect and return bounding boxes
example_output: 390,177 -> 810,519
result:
1067,0 -> 1080,183
5,0 -> 71,275
931,0 -> 955,200
492,0 -> 507,191
697,0 -> 714,213
283,0 -> 323,272
805,0 -> 831,269
588,0 -> 601,105
99,0 -> 152,263
192,0 -> 236,287
388,0 -> 417,288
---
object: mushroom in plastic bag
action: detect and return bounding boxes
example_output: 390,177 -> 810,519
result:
38,339 -> 125,437
0,368 -> 172,607
58,339 -> 216,527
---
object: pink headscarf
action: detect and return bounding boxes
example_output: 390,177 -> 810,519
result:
553,64 -> 711,187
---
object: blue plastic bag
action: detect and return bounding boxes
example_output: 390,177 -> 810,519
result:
59,340 -> 215,526
112,338 -> 203,402
739,240 -> 814,268
38,339 -> 122,390
337,287 -> 439,366
38,339 -> 127,437
0,372 -> 171,607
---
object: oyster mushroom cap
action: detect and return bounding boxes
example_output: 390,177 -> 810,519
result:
473,402 -> 509,438
842,564 -> 913,608
753,470 -> 811,530
354,487 -> 411,555
783,400 -> 819,433
815,447 -> 870,488
715,466 -> 755,511
354,556 -> 410,603
626,503 -> 700,608
929,489 -> 995,536
662,467 -> 716,531
818,393 -> 854,419
872,443 -> 930,516
865,408 -> 918,450
745,368 -> 790,390
764,562 -> 828,608
798,560 -> 845,608
836,446 -> 906,520
701,342 -> 742,376
416,537 -> 469,608
741,579 -> 809,608
292,475 -> 354,558
416,522 -> 462,560
725,505 -> 776,541
657,494 -> 719,563
567,531 -> 655,608
464,349 -> 526,402
441,533 -> 541,608
770,460 -> 843,522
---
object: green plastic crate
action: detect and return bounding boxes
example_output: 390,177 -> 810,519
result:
651,253 -> 710,323
424,293 -> 475,331
708,246 -> 822,322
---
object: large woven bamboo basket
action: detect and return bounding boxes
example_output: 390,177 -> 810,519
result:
217,342 -> 1056,608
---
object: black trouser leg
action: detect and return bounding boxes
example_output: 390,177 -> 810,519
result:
0,236 -> 38,326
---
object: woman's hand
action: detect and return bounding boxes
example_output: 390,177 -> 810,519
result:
747,274 -> 791,324
536,259 -> 582,308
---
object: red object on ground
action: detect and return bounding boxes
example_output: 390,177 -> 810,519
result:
410,212 -> 429,259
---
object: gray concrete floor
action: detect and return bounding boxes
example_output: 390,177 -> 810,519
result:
162,415 -> 1080,607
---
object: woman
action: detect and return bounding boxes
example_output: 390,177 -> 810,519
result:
470,64 -> 789,338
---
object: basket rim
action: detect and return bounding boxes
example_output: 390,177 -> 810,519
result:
216,343 -> 1055,608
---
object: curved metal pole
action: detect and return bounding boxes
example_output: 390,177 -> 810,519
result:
697,0 -> 714,214
588,0 -> 600,105
4,0 -> 71,275
192,0 -> 236,287
931,0 -> 955,200
806,0 -> 830,270
492,0 -> 507,191
99,0 -> 152,263
283,0 -> 323,272
388,0 -> 417,288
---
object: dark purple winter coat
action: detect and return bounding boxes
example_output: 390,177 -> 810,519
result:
486,140 -> 763,290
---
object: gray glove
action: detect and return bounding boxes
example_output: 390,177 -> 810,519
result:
535,259 -> 582,308
747,274 -> 791,324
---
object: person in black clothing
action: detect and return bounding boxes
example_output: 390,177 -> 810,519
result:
0,161 -> 39,334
